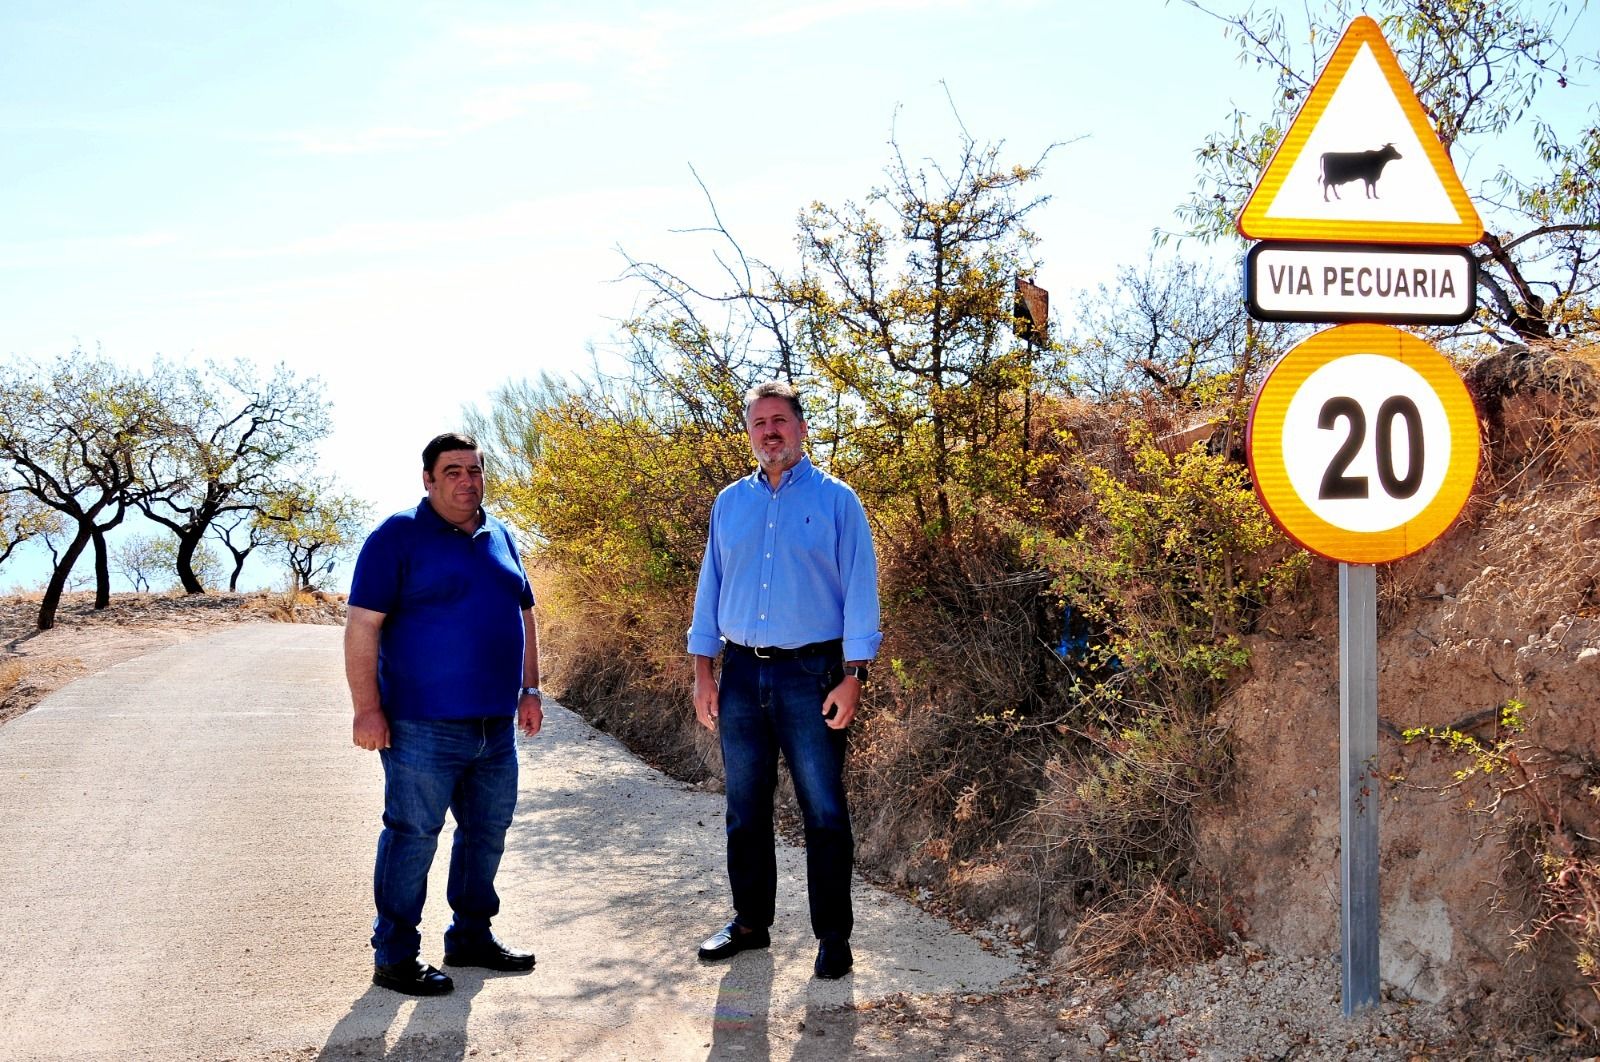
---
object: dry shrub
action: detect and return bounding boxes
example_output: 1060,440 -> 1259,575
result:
1063,881 -> 1226,977
0,657 -> 25,693
534,565 -> 715,783
1466,341 -> 1600,492
1026,706 -> 1233,905
239,589 -> 344,624
850,525 -> 1067,890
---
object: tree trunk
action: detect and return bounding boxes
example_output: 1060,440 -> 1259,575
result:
37,526 -> 93,631
175,532 -> 206,594
91,529 -> 112,610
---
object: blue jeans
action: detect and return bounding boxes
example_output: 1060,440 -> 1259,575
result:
718,647 -> 853,941
371,716 -> 519,965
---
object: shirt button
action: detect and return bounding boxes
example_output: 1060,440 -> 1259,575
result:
760,613 -> 766,619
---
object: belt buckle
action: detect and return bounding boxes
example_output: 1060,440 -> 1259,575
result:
753,645 -> 771,659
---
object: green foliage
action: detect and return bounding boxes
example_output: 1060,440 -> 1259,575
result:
0,494 -> 61,570
256,481 -> 369,592
781,134 -> 1061,538
1027,424 -> 1303,713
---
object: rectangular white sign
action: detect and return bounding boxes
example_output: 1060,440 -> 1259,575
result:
1246,242 -> 1476,324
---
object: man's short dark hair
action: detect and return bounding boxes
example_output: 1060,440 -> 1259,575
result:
743,381 -> 805,422
422,432 -> 481,475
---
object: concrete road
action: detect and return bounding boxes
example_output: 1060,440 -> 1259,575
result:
0,624 -> 1021,1061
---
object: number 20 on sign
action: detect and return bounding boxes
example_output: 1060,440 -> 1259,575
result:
1247,323 -> 1480,564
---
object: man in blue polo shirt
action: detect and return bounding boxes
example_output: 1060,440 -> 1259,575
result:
688,381 -> 881,980
345,432 -> 544,997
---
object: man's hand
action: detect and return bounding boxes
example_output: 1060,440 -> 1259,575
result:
822,674 -> 862,730
345,606 -> 389,751
693,655 -> 720,732
518,692 -> 544,737
353,706 -> 390,751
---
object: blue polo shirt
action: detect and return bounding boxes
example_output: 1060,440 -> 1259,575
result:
348,498 -> 535,721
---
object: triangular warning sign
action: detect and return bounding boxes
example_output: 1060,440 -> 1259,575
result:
1237,16 -> 1482,245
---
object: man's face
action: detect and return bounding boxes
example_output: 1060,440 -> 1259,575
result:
423,449 -> 485,524
745,396 -> 807,473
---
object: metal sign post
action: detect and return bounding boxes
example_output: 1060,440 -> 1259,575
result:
1339,562 -> 1380,1015
1247,325 -> 1480,1016
1237,12 -> 1487,1021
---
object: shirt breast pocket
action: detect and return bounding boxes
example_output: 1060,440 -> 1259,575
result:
791,507 -> 838,563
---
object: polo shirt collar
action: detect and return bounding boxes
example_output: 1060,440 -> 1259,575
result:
418,496 -> 488,536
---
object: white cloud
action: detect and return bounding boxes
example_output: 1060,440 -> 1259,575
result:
461,81 -> 592,128
454,18 -> 676,73
0,230 -> 181,270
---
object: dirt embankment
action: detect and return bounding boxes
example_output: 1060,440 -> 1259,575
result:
1203,342 -> 1600,1041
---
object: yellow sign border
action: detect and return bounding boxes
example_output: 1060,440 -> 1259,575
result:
1247,323 -> 1480,563
1237,16 -> 1483,245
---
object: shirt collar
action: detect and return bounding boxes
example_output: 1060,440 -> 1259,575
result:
418,497 -> 488,536
746,454 -> 814,495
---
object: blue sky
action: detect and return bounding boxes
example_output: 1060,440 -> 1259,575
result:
2,1 -> 1594,591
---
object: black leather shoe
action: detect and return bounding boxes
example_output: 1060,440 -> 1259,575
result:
443,936 -> 536,971
373,958 -> 454,996
814,937 -> 853,980
697,920 -> 771,961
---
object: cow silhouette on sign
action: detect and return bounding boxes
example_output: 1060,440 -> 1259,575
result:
1319,143 -> 1402,201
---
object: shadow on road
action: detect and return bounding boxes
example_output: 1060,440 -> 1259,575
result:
708,951 -> 773,1060
791,976 -> 859,1060
316,975 -> 485,1060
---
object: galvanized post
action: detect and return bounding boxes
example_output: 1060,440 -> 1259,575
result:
1339,561 -> 1380,1015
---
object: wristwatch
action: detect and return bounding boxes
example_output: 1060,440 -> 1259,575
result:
519,686 -> 543,698
843,665 -> 868,685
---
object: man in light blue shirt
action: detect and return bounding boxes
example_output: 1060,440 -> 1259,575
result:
688,380 -> 881,980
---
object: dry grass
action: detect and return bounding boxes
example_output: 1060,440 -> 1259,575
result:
238,589 -> 345,624
1062,881 -> 1226,978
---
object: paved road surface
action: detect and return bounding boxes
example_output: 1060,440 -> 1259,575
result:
0,624 -> 1020,1060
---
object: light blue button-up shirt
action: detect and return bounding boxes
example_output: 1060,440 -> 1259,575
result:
688,455 -> 881,662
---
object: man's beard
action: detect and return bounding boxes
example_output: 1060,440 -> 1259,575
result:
753,439 -> 801,470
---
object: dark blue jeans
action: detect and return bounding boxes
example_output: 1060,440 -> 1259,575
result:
371,716 -> 519,966
718,648 -> 853,941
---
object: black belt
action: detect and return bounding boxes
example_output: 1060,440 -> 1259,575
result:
724,639 -> 842,661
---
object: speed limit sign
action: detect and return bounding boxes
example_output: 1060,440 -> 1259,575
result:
1247,323 -> 1480,563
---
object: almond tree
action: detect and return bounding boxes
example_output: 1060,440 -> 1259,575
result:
137,360 -> 330,593
0,354 -> 169,629
258,481 -> 369,592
